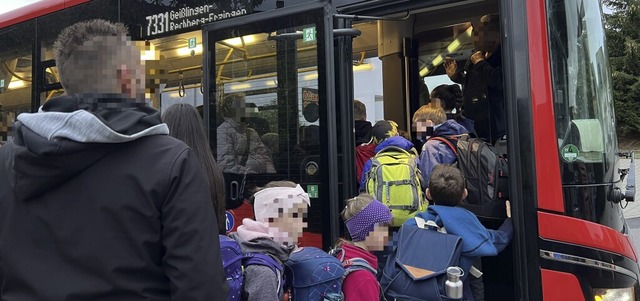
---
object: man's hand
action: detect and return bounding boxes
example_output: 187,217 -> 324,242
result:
444,57 -> 457,78
471,51 -> 486,64
505,200 -> 511,218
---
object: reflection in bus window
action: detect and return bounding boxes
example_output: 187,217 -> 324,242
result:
217,93 -> 276,174
213,26 -> 321,177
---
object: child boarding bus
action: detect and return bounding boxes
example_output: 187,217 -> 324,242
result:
0,0 -> 637,300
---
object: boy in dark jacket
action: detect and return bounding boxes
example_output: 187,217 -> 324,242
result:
404,165 -> 513,301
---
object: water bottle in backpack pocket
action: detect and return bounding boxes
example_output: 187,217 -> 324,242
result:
380,217 -> 464,301
284,247 -> 345,301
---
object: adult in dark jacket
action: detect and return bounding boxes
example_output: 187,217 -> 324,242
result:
0,20 -> 226,301
445,14 -> 505,143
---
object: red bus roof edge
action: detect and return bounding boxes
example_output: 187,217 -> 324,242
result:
0,0 -> 91,29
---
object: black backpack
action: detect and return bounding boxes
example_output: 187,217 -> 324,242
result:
428,135 -> 509,219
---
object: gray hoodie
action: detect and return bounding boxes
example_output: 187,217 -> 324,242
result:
229,232 -> 293,301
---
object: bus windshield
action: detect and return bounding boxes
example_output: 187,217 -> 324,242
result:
548,0 -> 622,229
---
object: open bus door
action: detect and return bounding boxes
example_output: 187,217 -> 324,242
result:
203,2 -> 342,249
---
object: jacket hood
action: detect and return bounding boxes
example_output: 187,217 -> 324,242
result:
354,120 -> 372,145
340,243 -> 378,270
374,136 -> 414,153
230,231 -> 293,263
433,120 -> 468,136
416,205 -> 497,257
3,94 -> 169,201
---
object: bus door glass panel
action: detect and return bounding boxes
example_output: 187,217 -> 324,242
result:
548,0 -> 622,229
213,28 -> 319,175
209,14 -> 324,242
0,21 -> 34,145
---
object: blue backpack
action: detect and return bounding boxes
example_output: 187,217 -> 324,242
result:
284,247 -> 345,301
219,235 -> 284,301
380,217 -> 463,301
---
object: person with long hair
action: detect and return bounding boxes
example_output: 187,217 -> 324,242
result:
163,103 -> 226,234
430,84 -> 475,135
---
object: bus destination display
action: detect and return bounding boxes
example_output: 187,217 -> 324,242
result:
144,5 -> 248,38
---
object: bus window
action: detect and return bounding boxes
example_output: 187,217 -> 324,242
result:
548,0 -> 623,229
144,30 -> 205,112
0,21 -> 33,144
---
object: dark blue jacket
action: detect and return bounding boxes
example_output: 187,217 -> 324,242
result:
359,136 -> 420,191
404,205 -> 513,301
419,120 -> 469,184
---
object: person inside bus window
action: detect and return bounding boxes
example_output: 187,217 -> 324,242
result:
0,19 -> 226,300
354,99 -> 372,146
430,84 -> 475,135
245,102 -> 271,136
334,193 -> 392,301
217,94 -> 276,174
413,103 -> 469,185
404,165 -> 513,301
163,103 -> 227,235
444,14 -> 505,143
229,181 -> 310,301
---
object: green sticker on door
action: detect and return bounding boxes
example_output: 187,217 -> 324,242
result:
307,184 -> 319,198
303,27 -> 316,43
561,144 -> 579,162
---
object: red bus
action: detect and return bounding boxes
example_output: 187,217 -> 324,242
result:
0,0 -> 637,300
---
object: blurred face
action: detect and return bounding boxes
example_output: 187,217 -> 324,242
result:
413,119 -> 435,142
472,24 -> 500,52
269,202 -> 308,247
363,224 -> 390,251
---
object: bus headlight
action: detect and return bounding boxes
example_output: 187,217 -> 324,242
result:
594,287 -> 635,301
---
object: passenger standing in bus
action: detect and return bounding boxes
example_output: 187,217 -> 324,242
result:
354,100 -> 376,184
412,103 -> 468,184
444,14 -> 505,143
163,103 -> 227,234
217,94 -> 276,174
229,181 -> 310,301
0,19 -> 226,300
430,84 -> 476,135
354,99 -> 372,146
334,194 -> 392,301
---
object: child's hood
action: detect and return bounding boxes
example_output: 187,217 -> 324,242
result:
374,136 -> 415,153
229,232 -> 294,263
415,205 -> 499,258
433,119 -> 468,136
340,243 -> 379,270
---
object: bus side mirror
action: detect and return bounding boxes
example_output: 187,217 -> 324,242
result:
616,152 -> 636,203
625,152 -> 636,202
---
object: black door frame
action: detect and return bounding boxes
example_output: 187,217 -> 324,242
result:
202,1 -> 342,248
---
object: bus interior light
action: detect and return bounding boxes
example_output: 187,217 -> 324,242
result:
8,80 -> 25,89
432,55 -> 444,67
419,67 -> 429,77
593,287 -> 634,301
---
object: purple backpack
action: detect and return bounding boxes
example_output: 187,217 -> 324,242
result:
219,235 -> 285,301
